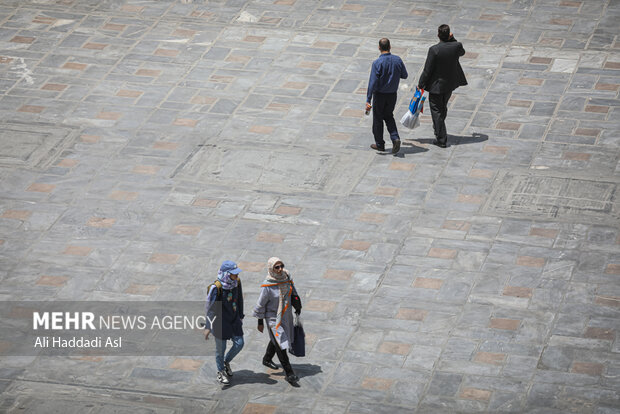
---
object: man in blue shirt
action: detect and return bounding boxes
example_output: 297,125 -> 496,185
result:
366,38 -> 408,154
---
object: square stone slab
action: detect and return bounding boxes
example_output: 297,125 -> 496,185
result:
174,144 -> 374,195
0,122 -> 79,170
482,169 -> 620,225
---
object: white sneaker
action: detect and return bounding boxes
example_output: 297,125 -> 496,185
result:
217,370 -> 230,385
224,361 -> 233,377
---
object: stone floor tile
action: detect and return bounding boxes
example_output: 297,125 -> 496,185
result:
256,232 -> 284,243
584,327 -> 615,341
361,376 -> 393,391
18,105 -> 45,113
503,286 -> 533,298
374,187 -> 400,197
395,308 -> 428,321
517,256 -> 546,267
378,341 -> 411,356
341,240 -> 371,251
413,277 -> 444,290
172,225 -> 201,236
35,275 -> 69,287
474,351 -> 507,365
108,191 -> 138,201
571,362 -> 605,376
530,228 -> 559,238
124,283 -> 158,296
305,299 -> 337,313
57,159 -> 79,168
149,253 -> 180,264
428,247 -> 458,259
169,358 -> 203,371
460,387 -> 492,401
86,217 -> 116,228
193,198 -> 219,208
242,403 -> 277,414
490,318 -> 521,330
62,245 -> 93,256
322,269 -> 353,280
1,210 -> 32,220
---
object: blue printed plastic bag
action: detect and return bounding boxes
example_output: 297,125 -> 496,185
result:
409,88 -> 423,114
401,89 -> 426,129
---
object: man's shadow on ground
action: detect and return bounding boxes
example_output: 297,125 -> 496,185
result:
379,141 -> 428,157
414,132 -> 489,147
380,133 -> 488,158
397,141 -> 429,157
223,364 -> 322,389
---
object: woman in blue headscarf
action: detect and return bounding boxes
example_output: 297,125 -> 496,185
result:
204,260 -> 244,386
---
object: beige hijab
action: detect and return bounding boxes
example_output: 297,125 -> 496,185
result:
262,257 -> 292,336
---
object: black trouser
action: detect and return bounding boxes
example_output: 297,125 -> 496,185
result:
372,92 -> 400,148
428,92 -> 452,145
264,326 -> 293,375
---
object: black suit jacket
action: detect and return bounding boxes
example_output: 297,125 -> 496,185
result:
418,37 -> 467,94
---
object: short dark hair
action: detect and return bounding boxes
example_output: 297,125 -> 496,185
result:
438,24 -> 451,41
379,38 -> 391,52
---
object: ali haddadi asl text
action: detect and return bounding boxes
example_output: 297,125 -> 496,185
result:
34,336 -> 121,348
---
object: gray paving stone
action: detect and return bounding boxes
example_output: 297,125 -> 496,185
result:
427,371 -> 463,396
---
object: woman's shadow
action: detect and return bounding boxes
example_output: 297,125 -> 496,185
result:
223,370 -> 277,388
224,364 -> 322,388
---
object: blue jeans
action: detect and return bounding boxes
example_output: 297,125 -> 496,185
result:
214,335 -> 244,372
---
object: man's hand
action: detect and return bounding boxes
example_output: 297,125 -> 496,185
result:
257,324 -> 264,333
204,329 -> 210,340
365,102 -> 372,112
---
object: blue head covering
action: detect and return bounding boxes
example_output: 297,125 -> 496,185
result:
218,260 -> 241,289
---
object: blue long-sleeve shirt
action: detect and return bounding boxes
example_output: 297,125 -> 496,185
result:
366,52 -> 408,103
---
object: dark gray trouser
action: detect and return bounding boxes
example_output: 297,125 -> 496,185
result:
372,92 -> 399,147
429,91 -> 452,145
265,326 -> 293,376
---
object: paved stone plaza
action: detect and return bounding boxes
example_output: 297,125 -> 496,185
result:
0,0 -> 619,412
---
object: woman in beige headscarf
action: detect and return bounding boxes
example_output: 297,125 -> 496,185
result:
253,257 -> 302,384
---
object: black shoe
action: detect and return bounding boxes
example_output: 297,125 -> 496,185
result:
392,139 -> 401,154
433,140 -> 447,148
370,144 -> 385,151
224,361 -> 233,377
285,373 -> 299,384
262,359 -> 278,369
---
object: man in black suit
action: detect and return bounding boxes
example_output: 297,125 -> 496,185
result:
417,24 -> 467,148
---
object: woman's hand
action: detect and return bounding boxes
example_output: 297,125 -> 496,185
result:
257,324 -> 264,333
204,329 -> 210,340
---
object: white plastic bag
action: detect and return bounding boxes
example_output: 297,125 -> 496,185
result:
401,91 -> 426,129
400,110 -> 420,129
